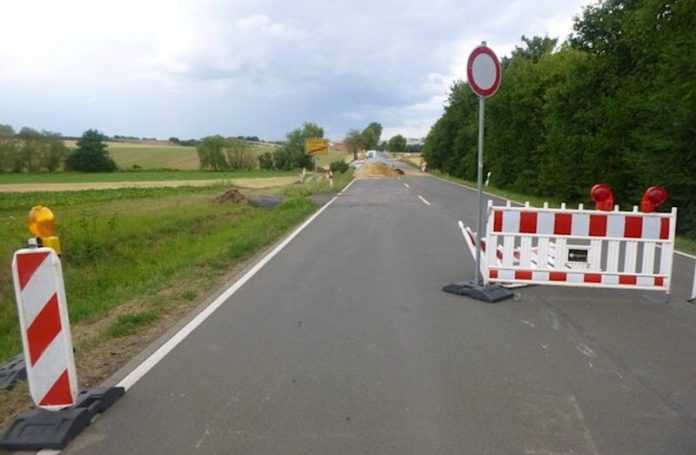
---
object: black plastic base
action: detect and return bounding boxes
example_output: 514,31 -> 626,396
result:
0,387 -> 125,451
443,281 -> 515,303
0,354 -> 26,391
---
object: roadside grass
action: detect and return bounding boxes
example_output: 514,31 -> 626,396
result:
676,238 -> 696,256
106,312 -> 159,338
0,185 -> 318,363
283,169 -> 354,198
0,170 -> 295,185
429,170 -> 696,255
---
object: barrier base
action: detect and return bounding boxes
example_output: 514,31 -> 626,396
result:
443,281 -> 514,303
0,354 -> 26,391
0,387 -> 125,450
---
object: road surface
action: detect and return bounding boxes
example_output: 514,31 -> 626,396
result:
60,172 -> 696,454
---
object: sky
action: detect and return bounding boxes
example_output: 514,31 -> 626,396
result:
0,0 -> 590,141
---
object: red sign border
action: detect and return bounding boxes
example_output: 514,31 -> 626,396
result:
467,45 -> 502,98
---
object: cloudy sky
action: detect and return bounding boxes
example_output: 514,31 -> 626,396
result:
0,0 -> 589,141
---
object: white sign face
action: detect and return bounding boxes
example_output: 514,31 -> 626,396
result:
467,45 -> 502,97
471,54 -> 497,90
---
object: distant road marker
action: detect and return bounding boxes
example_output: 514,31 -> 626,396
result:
418,195 -> 431,206
404,183 -> 410,188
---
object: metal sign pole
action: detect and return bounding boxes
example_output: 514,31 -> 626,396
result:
474,95 -> 485,286
442,41 -> 512,302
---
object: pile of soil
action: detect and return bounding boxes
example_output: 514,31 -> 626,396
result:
355,161 -> 401,179
214,188 -> 248,203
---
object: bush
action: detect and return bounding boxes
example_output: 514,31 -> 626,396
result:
329,160 -> 349,174
258,152 -> 274,170
65,129 -> 117,172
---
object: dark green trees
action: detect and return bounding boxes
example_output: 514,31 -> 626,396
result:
423,0 -> 696,236
65,129 -> 116,172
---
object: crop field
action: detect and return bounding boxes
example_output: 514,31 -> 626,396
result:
61,140 -> 350,171
64,140 -> 281,171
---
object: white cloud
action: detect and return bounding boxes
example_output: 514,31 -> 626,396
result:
0,0 -> 590,139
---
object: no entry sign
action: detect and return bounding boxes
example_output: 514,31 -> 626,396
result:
467,44 -> 501,98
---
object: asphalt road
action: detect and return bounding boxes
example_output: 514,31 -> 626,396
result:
60,172 -> 696,454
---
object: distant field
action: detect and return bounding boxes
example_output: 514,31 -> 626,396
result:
62,140 -> 347,171
63,141 -> 279,171
0,170 -> 295,185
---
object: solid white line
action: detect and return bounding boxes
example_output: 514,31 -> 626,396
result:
418,195 -> 431,206
427,174 -> 696,259
404,183 -> 410,188
116,179 -> 356,392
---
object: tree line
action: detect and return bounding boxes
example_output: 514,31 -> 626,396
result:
0,127 -> 116,173
422,0 -> 696,237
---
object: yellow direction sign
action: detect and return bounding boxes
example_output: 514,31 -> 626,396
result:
305,138 -> 329,156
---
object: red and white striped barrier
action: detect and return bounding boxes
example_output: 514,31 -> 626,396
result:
464,200 -> 677,294
12,247 -> 78,410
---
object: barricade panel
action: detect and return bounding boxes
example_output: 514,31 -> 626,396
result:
480,202 -> 676,294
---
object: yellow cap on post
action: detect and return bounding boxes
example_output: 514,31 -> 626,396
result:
28,205 -> 61,254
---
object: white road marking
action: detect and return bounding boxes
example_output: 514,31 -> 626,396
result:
116,179 -> 357,392
418,195 -> 431,206
404,183 -> 410,188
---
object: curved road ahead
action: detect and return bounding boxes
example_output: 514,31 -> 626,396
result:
60,172 -> 696,455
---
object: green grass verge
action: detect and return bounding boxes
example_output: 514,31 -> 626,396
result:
0,170 -> 295,185
0,185 -> 318,363
107,312 -> 159,338
282,169 -> 354,198
429,170 -> 696,255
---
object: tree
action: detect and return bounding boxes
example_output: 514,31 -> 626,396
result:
387,134 -> 407,152
169,137 -> 180,144
223,138 -> 254,170
423,4 -> 696,238
0,124 -> 14,137
197,136 -> 257,170
0,126 -> 16,173
361,122 -> 382,150
197,136 -> 230,171
273,122 -> 323,170
344,129 -> 366,160
65,129 -> 117,172
38,131 -> 68,172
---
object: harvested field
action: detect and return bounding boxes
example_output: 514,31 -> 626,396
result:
356,161 -> 402,179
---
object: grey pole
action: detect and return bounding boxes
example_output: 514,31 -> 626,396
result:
474,95 -> 485,285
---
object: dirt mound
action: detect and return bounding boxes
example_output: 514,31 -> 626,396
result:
356,161 -> 401,179
214,188 -> 247,203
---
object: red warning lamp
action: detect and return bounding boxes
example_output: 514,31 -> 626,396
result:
590,184 -> 614,211
641,186 -> 667,213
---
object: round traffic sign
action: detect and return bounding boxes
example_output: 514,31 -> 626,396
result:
467,44 -> 502,97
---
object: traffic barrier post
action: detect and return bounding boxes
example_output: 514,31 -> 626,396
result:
0,206 -> 125,451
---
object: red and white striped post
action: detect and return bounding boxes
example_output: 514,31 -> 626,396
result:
12,246 -> 78,410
